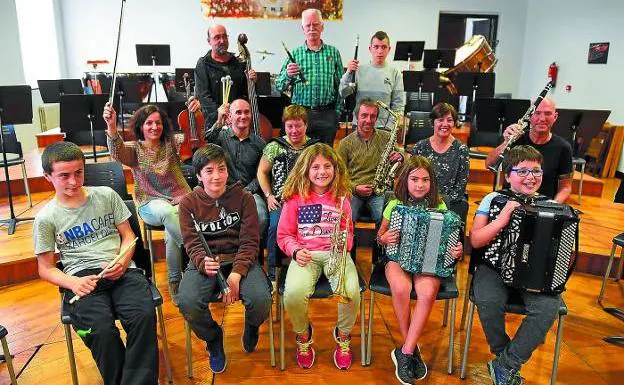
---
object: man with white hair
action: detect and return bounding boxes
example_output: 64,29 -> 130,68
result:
195,24 -> 257,129
276,8 -> 344,145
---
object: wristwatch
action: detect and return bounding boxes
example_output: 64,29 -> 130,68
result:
264,190 -> 272,198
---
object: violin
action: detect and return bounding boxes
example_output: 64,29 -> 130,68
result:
178,73 -> 205,161
237,33 -> 273,141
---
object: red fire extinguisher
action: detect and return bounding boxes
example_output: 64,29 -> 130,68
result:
548,62 -> 558,87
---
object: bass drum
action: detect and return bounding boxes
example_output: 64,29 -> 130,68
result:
444,35 -> 496,94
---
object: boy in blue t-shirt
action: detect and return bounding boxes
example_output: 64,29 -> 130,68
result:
470,145 -> 562,385
34,141 -> 158,385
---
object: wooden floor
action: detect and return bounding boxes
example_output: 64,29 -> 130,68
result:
1,185 -> 624,384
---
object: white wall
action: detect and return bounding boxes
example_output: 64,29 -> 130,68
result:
0,0 -> 25,85
58,0 -> 528,96
518,0 -> 624,170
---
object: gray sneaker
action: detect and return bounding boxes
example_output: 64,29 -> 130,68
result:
168,281 -> 180,307
391,348 -> 413,385
411,345 -> 427,381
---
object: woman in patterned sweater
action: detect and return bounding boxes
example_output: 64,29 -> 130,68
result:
104,104 -> 191,305
408,103 -> 469,222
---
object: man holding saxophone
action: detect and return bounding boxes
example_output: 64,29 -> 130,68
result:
338,98 -> 404,225
485,97 -> 572,203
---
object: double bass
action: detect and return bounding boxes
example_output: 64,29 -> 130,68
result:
237,33 -> 273,141
178,73 -> 205,161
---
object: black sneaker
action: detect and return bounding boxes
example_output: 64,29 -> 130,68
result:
242,323 -> 260,353
391,348 -> 413,385
411,345 -> 428,381
207,327 -> 226,373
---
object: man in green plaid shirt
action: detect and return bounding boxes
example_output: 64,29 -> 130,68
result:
276,8 -> 344,145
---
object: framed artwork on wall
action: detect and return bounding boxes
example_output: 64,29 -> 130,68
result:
588,42 -> 609,64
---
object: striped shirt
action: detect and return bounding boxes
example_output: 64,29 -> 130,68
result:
107,133 -> 191,207
276,41 -> 344,114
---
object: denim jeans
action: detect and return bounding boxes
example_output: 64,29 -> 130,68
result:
266,207 -> 283,281
473,264 -> 561,371
351,194 -> 386,225
138,199 -> 183,283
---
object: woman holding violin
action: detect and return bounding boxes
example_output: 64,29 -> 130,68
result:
104,104 -> 190,305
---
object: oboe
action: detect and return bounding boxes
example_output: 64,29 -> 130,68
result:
488,81 -> 554,172
191,213 -> 231,296
281,42 -> 307,85
347,34 -> 359,88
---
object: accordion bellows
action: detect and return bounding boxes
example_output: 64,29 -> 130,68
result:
386,205 -> 461,278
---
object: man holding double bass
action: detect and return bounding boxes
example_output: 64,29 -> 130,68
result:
193,24 -> 256,129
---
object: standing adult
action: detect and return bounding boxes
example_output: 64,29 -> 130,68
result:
203,98 -> 267,234
275,8 -> 344,145
486,97 -> 572,203
338,98 -> 403,225
104,104 -> 190,305
409,103 -> 469,221
257,105 -> 318,284
195,24 -> 256,129
339,30 -> 405,129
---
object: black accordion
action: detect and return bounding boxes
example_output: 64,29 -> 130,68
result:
386,205 -> 462,278
482,192 -> 579,294
270,137 -> 318,200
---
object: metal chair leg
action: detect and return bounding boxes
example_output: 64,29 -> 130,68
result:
20,162 -> 31,208
279,294 -> 285,370
551,314 -> 565,385
459,301 -> 476,379
145,227 -> 156,283
1,335 -> 18,385
578,162 -> 585,204
64,324 -> 79,385
156,305 -> 173,383
360,291 -> 366,366
598,242 -> 617,303
366,292 -> 375,366
616,246 -> 624,282
448,298 -> 456,374
443,299 -> 449,327
460,274 -> 473,330
185,321 -> 193,377
268,303 -> 276,367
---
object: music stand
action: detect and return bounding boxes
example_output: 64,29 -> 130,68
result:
551,109 -> 584,150
423,49 -> 456,70
394,41 -> 425,70
455,72 -> 496,119
38,79 -> 84,103
0,85 -> 34,235
136,44 -> 171,102
175,68 -> 195,92
474,98 -> 530,135
255,72 -> 272,96
60,94 -> 119,162
576,110 -> 611,157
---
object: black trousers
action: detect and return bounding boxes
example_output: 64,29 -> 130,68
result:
67,268 -> 159,385
306,109 -> 340,145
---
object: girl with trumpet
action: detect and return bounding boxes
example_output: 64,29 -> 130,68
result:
277,143 -> 360,370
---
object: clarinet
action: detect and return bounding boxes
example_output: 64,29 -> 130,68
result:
347,34 -> 360,87
488,81 -> 553,172
190,213 -> 231,296
281,41 -> 307,85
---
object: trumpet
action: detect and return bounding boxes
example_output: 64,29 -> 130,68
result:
327,197 -> 350,303
488,81 -> 553,172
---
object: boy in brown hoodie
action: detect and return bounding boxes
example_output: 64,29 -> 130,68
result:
178,144 -> 272,374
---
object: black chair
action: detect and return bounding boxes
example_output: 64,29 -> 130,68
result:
59,200 -> 173,384
598,232 -> 624,304
365,247 -> 459,373
0,325 -> 18,385
404,91 -> 433,114
83,162 -> 132,200
404,111 -> 434,148
0,126 -> 31,207
459,277 -> 567,385
276,244 -> 367,370
64,130 -> 111,160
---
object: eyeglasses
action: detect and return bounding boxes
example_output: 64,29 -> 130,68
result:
510,168 -> 544,177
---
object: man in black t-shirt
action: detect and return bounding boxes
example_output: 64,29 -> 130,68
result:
486,97 -> 572,202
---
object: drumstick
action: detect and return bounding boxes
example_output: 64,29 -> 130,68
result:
69,237 -> 138,304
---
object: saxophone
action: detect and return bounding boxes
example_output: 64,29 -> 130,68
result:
327,197 -> 350,303
372,100 -> 402,196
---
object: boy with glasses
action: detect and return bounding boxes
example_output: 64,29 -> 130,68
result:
469,145 -> 563,385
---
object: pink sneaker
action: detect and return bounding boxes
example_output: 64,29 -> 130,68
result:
333,327 -> 353,370
295,336 -> 315,369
